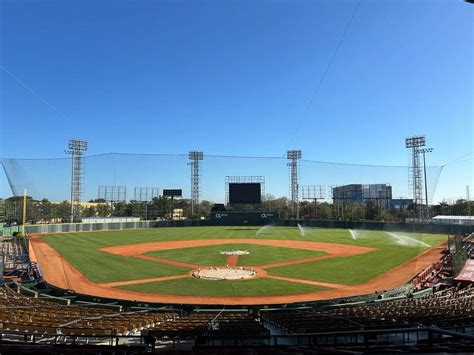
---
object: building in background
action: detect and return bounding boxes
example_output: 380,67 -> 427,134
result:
332,184 -> 392,209
81,217 -> 140,223
431,215 -> 474,226
0,199 -> 5,222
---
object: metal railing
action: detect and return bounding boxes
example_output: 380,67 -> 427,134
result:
0,325 -> 473,350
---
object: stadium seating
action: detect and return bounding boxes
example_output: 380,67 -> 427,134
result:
0,286 -> 176,336
413,253 -> 452,289
0,286 -> 269,341
261,285 -> 474,334
147,311 -> 270,339
1,283 -> 474,352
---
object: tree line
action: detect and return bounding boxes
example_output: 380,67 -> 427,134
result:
0,195 -> 472,224
0,196 -> 213,224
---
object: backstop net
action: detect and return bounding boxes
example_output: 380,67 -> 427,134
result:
1,153 -> 443,217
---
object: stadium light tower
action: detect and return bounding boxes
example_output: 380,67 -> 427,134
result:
287,150 -> 302,219
65,139 -> 88,223
188,151 -> 203,216
405,135 -> 425,220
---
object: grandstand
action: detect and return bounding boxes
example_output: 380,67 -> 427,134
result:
261,285 -> 474,334
0,279 -> 474,352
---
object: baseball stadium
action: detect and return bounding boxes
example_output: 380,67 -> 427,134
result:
1,0 -> 473,353
0,150 -> 473,353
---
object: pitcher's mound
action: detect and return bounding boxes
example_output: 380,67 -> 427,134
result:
192,267 -> 257,280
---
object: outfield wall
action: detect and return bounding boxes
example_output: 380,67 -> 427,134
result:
24,221 -> 155,234
21,215 -> 472,235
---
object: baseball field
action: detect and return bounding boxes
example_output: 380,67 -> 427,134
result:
29,226 -> 447,305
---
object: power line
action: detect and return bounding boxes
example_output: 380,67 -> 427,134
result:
442,158 -> 473,167
0,64 -> 64,115
442,152 -> 473,166
285,0 -> 363,151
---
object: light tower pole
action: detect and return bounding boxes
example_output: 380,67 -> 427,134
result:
287,150 -> 302,219
188,151 -> 203,217
65,139 -> 88,223
416,147 -> 433,219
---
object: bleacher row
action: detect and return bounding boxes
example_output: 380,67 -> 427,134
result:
0,286 -> 269,339
0,286 -> 176,336
1,283 -> 474,343
261,285 -> 474,334
148,312 -> 270,339
413,253 -> 452,289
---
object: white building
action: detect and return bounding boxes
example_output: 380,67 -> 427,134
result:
431,215 -> 474,226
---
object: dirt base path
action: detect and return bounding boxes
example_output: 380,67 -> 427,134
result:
226,255 -> 239,267
29,234 -> 446,305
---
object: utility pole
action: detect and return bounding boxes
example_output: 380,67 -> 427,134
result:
22,189 -> 27,236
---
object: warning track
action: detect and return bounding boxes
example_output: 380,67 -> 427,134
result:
29,234 -> 446,305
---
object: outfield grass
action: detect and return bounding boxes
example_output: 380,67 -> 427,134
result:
118,277 -> 327,296
267,246 -> 423,285
44,234 -> 191,283
42,226 -> 447,295
145,243 -> 326,266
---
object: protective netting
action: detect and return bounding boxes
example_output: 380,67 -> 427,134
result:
449,234 -> 472,277
1,153 -> 443,204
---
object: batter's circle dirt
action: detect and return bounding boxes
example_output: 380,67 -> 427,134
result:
28,234 -> 447,305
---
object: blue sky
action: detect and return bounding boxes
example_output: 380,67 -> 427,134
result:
0,0 -> 472,203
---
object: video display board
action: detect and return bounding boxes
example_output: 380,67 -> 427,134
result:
163,189 -> 182,197
229,183 -> 261,204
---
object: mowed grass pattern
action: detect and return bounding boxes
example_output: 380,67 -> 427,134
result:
43,234 -> 191,283
145,243 -> 326,266
267,246 -> 421,285
42,226 -> 447,295
119,277 -> 327,296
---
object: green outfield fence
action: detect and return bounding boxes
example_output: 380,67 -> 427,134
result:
24,221 -> 155,234
18,214 -> 474,236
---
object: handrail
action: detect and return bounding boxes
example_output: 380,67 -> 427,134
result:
1,324 -> 474,346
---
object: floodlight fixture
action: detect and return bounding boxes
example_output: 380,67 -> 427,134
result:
189,151 -> 204,160
287,150 -> 302,159
416,148 -> 433,154
67,139 -> 88,152
405,136 -> 425,148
